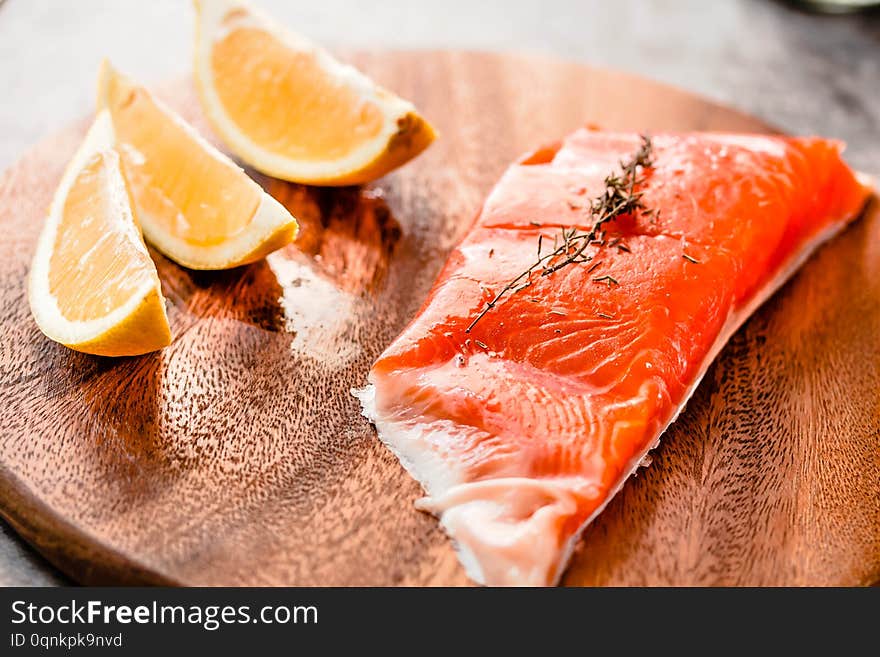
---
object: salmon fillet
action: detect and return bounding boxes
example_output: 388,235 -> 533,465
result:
355,129 -> 871,586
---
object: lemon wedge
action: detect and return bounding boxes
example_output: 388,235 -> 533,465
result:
97,60 -> 298,270
28,111 -> 171,357
193,0 -> 436,185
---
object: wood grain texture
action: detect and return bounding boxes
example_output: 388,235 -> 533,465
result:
0,51 -> 877,586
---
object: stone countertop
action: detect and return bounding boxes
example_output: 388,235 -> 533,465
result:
1,0 -> 877,586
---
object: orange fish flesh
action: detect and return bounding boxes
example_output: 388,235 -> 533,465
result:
356,129 -> 871,586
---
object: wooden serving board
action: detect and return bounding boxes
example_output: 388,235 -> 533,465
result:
0,51 -> 877,586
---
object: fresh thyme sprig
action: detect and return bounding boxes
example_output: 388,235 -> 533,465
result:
465,135 -> 655,333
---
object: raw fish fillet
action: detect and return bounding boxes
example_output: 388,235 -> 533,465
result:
356,129 -> 870,586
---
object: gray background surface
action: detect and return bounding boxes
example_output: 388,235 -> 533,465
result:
1,0 -> 877,586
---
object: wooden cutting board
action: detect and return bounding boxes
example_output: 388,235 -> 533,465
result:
0,51 -> 877,586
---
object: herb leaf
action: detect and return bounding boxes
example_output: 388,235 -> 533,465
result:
466,135 -> 655,333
